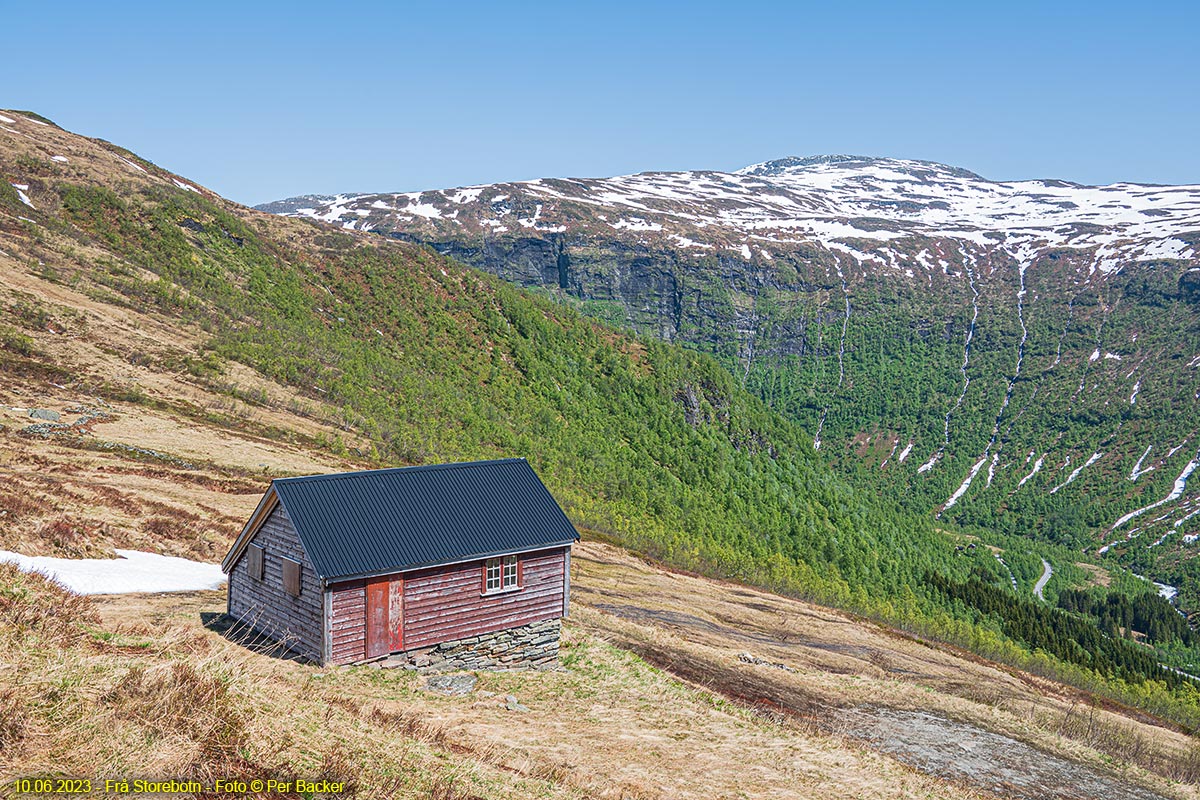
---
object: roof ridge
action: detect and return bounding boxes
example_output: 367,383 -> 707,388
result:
238,456 -> 576,581
272,457 -> 527,485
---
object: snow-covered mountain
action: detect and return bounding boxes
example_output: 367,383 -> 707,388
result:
260,157 -> 1200,590
263,155 -> 1199,277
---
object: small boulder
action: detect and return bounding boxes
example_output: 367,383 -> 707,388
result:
425,673 -> 477,696
28,408 -> 60,422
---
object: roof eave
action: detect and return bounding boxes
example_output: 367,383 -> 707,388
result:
220,484 -> 280,573
323,538 -> 578,584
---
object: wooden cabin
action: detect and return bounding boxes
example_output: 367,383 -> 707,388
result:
221,459 -> 578,667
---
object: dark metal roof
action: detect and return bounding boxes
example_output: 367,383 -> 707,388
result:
271,458 -> 578,581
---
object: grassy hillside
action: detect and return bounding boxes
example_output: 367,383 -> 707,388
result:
0,559 -> 944,799
3,110 -> 1200,743
7,539 -> 1199,800
0,111 -> 964,615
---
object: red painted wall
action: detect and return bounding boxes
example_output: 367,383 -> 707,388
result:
327,546 -> 567,664
402,547 -> 565,649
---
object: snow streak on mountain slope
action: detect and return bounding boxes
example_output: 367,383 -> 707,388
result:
268,155 -> 1200,276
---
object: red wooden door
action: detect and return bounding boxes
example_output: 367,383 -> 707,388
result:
365,576 -> 390,659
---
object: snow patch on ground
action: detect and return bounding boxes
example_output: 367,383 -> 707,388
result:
402,201 -> 444,220
943,456 -> 988,509
671,234 -> 712,249
1017,454 -> 1046,488
449,187 -> 484,204
612,217 -> 663,232
1141,237 -> 1194,261
10,183 -> 34,209
0,549 -> 226,595
1050,452 -> 1103,494
172,178 -> 201,194
1130,445 -> 1155,480
897,442 -> 914,463
116,156 -> 146,173
1112,453 -> 1200,529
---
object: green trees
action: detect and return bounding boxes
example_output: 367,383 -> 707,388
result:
927,572 -> 1195,692
53,180 -> 965,618
42,173 -> 1200,728
1058,588 -> 1197,648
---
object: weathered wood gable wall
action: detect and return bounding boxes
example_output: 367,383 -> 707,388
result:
227,503 -> 324,661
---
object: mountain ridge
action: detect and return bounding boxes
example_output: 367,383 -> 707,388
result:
734,154 -> 989,182
256,154 -> 1200,274
258,154 -> 1200,604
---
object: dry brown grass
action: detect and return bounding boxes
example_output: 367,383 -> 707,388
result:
68,585 -> 992,800
6,543 -> 1191,799
566,542 -> 1199,799
1077,561 -> 1113,588
0,569 -> 587,799
0,561 -> 99,640
0,138 -> 375,563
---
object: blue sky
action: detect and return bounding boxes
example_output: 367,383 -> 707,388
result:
7,1 -> 1197,204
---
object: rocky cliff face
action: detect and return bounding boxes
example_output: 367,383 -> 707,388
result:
259,157 -> 1200,586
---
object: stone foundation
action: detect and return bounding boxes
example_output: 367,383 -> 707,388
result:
365,618 -> 562,672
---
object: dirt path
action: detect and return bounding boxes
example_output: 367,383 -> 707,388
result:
590,599 -> 1171,799
841,708 -> 1168,800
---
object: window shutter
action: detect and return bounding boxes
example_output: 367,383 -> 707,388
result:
247,544 -> 264,581
282,557 -> 301,597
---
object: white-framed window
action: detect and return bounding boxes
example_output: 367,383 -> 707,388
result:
483,554 -> 519,593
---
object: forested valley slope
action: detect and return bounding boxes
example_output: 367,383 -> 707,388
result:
263,157 -> 1200,606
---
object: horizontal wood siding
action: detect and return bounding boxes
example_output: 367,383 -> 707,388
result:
329,579 -> 366,664
228,504 -> 323,660
403,547 -> 566,650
